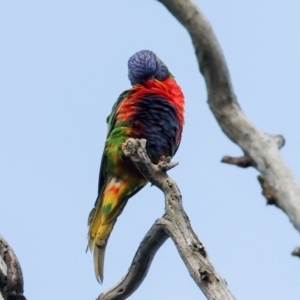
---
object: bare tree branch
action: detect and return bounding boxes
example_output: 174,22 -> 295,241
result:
98,139 -> 235,300
97,220 -> 168,300
157,0 -> 300,235
0,235 -> 26,300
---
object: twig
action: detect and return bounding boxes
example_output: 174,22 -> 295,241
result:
98,139 -> 235,300
291,247 -> 300,258
0,235 -> 26,300
157,0 -> 300,235
221,154 -> 253,168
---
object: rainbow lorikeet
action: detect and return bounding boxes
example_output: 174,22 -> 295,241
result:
87,50 -> 185,283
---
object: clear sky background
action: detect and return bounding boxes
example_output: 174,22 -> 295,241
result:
1,1 -> 300,299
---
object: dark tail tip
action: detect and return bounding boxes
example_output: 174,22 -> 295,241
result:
94,244 -> 106,284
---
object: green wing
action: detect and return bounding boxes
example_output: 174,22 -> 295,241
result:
88,90 -> 130,225
98,90 -> 130,195
105,90 -> 129,136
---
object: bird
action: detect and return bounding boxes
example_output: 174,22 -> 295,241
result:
87,50 -> 185,283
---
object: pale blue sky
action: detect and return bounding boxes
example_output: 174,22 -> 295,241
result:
1,1 -> 300,299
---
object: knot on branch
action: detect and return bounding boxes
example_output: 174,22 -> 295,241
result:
257,176 -> 277,205
198,268 -> 214,284
190,242 -> 207,258
273,134 -> 285,149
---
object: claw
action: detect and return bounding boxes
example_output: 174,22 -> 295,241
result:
158,156 -> 178,172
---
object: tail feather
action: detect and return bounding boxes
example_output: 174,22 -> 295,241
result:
93,244 -> 106,283
88,176 -> 147,283
88,202 -> 126,282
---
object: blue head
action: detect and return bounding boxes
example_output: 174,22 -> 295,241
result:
128,50 -> 169,85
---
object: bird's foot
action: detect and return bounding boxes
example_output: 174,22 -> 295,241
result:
122,138 -> 138,156
122,138 -> 148,157
158,156 -> 178,172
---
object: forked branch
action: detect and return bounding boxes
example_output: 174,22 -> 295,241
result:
97,139 -> 235,300
157,0 -> 300,235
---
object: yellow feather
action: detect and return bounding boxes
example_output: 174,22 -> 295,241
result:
88,176 -> 142,282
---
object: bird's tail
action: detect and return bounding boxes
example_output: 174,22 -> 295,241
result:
92,243 -> 107,284
87,177 -> 135,283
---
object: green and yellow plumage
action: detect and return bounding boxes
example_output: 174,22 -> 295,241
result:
87,50 -> 185,283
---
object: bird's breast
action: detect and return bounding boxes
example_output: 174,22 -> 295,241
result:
136,95 -> 180,161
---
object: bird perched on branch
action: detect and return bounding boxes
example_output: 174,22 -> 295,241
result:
87,50 -> 185,283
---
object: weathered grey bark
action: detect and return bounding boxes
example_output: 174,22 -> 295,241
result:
0,260 -> 5,300
157,0 -> 300,234
98,139 -> 235,300
0,235 -> 26,300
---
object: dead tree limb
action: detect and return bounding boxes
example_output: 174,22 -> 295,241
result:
0,235 -> 26,300
97,139 -> 235,300
157,0 -> 300,235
